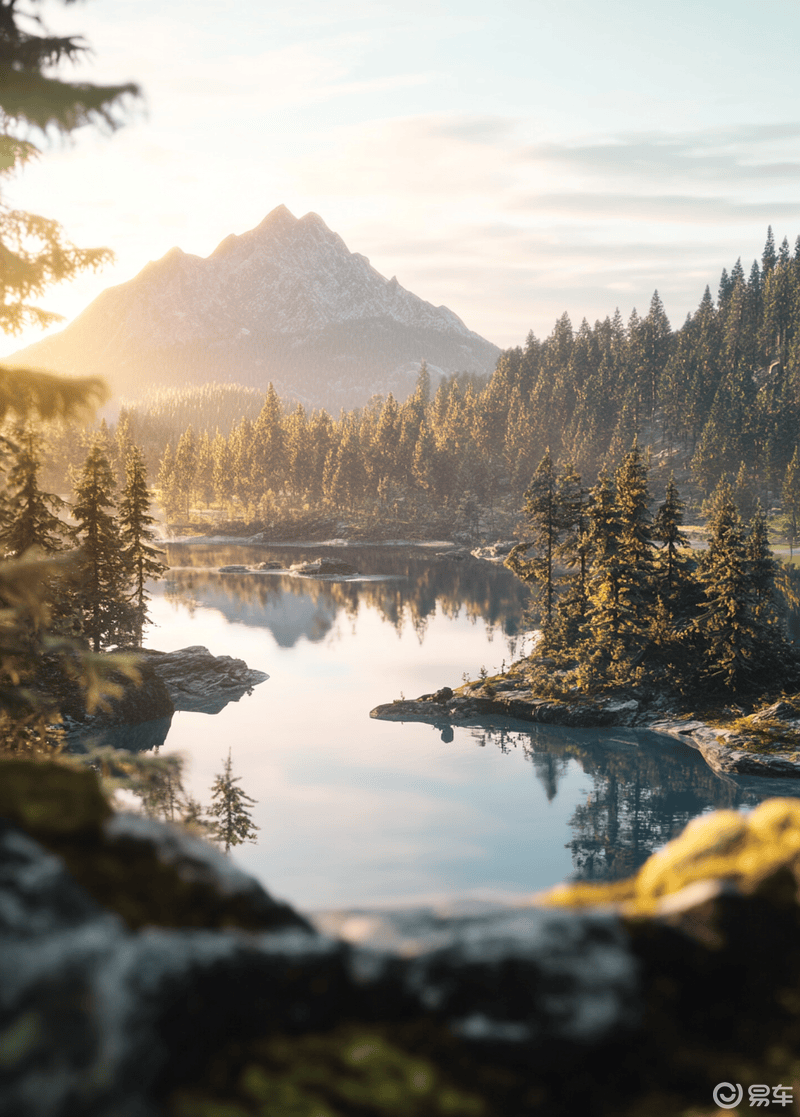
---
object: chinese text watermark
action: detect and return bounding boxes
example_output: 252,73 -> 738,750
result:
713,1082 -> 794,1109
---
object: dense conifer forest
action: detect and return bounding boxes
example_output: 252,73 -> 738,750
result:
11,225 -> 800,706
48,225 -> 795,541
509,444 -> 799,699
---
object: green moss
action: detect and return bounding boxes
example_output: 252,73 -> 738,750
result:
0,757 -> 305,933
0,757 -> 110,836
170,1026 -> 488,1117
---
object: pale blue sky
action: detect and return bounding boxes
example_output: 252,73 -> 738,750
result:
5,0 -> 800,356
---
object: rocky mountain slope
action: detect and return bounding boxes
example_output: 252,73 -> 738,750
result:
9,206 -> 501,411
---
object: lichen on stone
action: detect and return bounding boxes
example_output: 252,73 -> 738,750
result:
544,798 -> 800,915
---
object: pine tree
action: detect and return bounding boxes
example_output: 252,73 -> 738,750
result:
783,447 -> 800,553
733,460 -> 757,522
694,481 -> 757,692
0,422 -> 71,557
582,468 -> 628,678
173,425 -> 197,517
118,445 -> 167,645
549,462 -> 590,647
157,443 -> 181,520
251,383 -> 285,496
505,452 -> 561,622
328,421 -> 366,510
746,502 -> 778,629
652,474 -> 690,600
212,430 -> 234,511
611,440 -> 655,664
72,438 -> 135,652
411,418 -> 437,497
195,431 -> 214,508
284,403 -> 313,500
208,749 -> 259,854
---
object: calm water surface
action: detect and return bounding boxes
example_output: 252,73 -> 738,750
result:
140,542 -> 800,911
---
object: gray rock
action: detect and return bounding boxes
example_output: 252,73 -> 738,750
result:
749,700 -> 800,725
137,646 -> 268,714
0,820 -> 327,1117
290,557 -> 358,576
218,564 -> 250,573
0,818 -> 642,1116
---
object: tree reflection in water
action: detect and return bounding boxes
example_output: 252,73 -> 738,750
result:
466,723 -> 800,883
160,544 -> 530,648
156,543 -> 800,886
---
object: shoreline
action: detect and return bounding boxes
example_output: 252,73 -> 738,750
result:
370,684 -> 800,780
156,533 -> 800,781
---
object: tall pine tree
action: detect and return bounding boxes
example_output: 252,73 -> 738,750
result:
73,438 -> 135,652
118,445 -> 167,645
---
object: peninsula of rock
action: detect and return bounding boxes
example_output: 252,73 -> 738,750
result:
371,674 -> 800,779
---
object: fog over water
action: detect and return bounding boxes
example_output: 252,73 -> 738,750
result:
141,543 -> 800,911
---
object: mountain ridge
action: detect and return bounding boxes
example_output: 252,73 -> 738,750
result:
10,206 -> 500,410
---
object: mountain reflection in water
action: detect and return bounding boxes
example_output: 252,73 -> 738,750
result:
162,543 -> 530,648
143,544 -> 800,905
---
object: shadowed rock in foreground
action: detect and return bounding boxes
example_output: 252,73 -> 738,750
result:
5,758 -> 800,1116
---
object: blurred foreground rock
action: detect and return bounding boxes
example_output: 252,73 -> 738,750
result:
5,759 -> 800,1115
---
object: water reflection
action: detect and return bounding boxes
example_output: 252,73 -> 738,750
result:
467,721 -> 800,882
160,544 -> 530,649
139,543 -> 800,906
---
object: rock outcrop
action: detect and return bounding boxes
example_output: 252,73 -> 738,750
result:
42,653 -> 174,730
290,557 -> 359,577
372,679 -> 800,778
137,645 -> 269,714
7,758 -> 800,1115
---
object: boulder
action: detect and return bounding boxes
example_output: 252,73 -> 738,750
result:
137,646 -> 269,714
8,761 -> 800,1115
218,564 -> 251,573
40,653 -> 174,729
290,557 -> 358,577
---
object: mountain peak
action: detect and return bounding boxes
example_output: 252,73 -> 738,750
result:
255,203 -> 297,231
7,208 -> 500,411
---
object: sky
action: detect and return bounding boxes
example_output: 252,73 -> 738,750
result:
5,0 -> 800,358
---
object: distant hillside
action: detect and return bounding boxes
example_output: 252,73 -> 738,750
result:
121,383 -> 267,439
8,206 -> 501,412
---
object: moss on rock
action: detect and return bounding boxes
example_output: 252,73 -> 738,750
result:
544,798 -> 800,915
0,757 -> 111,836
0,757 -> 308,932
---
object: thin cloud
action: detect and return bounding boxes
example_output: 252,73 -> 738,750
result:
508,193 -> 800,224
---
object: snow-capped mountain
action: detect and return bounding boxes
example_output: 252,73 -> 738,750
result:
9,206 -> 500,410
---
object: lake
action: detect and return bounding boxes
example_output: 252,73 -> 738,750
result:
136,542 -> 800,912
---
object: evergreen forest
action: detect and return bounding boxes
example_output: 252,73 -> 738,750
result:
51,225 -> 798,543
508,444 -> 799,699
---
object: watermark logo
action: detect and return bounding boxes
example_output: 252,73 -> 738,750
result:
714,1083 -> 744,1109
712,1083 -> 794,1109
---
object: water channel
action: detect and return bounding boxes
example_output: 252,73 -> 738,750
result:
135,542 -> 800,912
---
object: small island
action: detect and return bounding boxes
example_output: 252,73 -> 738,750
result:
373,442 -> 800,779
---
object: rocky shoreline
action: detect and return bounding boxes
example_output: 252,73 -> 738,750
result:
371,681 -> 800,779
61,646 -> 269,751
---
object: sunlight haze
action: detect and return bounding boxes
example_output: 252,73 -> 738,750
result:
4,0 -> 800,355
